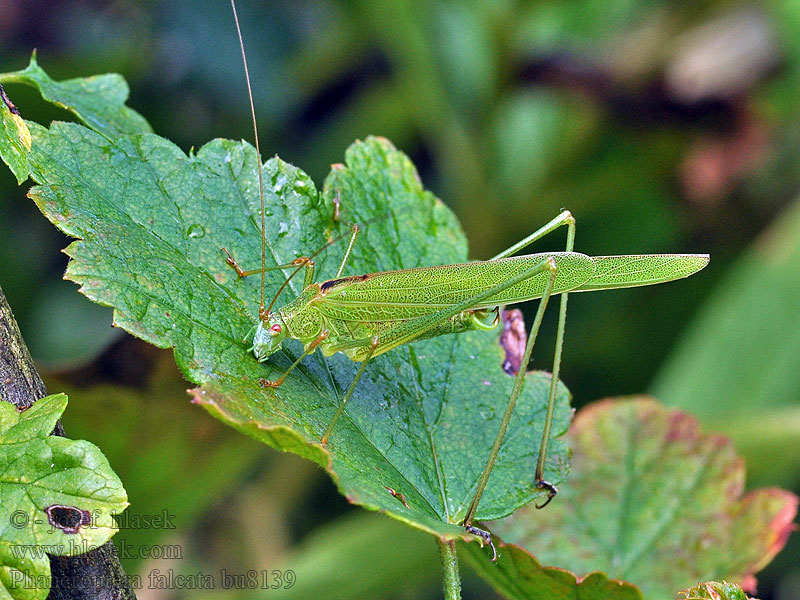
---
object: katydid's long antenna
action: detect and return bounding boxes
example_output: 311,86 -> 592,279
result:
230,0 -> 267,320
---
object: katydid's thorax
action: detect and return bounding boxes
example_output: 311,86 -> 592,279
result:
278,284 -> 325,342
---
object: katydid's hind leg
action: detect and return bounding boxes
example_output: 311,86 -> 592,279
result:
462,208 -> 577,522
491,210 -> 575,260
320,335 -> 379,446
462,257 -> 560,528
465,524 -> 497,562
258,330 -> 329,388
532,283 -> 569,509
482,210 -> 576,511
532,210 -> 575,508
531,291 -> 565,510
534,480 -> 557,509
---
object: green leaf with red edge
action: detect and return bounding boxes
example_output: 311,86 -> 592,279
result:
678,581 -> 756,600
0,59 -> 573,542
462,541 -> 643,600
473,398 -> 797,600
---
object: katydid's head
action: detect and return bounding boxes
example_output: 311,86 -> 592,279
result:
251,313 -> 287,361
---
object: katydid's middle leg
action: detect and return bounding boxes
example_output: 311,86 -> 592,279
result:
223,223 -> 359,319
223,222 -> 360,285
462,212 -> 576,525
223,249 -> 317,285
335,224 -> 359,278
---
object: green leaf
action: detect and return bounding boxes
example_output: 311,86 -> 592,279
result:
14,103 -> 572,538
0,85 -> 31,184
0,53 -> 151,139
462,542 -> 642,600
0,539 -> 49,600
482,398 -> 798,600
678,581 -> 757,600
0,395 -> 129,600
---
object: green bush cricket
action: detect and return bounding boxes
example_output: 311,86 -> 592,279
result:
224,0 -> 708,551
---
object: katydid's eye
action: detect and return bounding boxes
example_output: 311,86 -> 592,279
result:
270,324 -> 282,335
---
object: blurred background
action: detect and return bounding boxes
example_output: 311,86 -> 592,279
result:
1,0 -> 799,598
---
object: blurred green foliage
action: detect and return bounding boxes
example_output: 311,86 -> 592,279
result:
1,0 -> 799,598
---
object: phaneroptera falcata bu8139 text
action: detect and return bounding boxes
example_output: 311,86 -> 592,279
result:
222,0 -> 709,551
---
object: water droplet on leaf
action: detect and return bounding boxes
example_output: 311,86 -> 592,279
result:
273,173 -> 289,192
187,224 -> 205,238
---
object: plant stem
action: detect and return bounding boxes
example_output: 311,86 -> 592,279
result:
436,538 -> 462,600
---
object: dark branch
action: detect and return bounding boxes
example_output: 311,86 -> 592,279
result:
0,285 -> 136,600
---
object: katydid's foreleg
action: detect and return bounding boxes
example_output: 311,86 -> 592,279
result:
491,210 -> 574,260
462,258 -> 560,527
224,220 -> 358,285
222,248 -> 317,285
259,330 -> 329,388
320,334 -> 379,446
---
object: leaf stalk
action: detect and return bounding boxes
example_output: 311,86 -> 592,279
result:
436,537 -> 462,600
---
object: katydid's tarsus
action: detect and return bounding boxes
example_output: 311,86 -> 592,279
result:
225,0 -> 709,548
